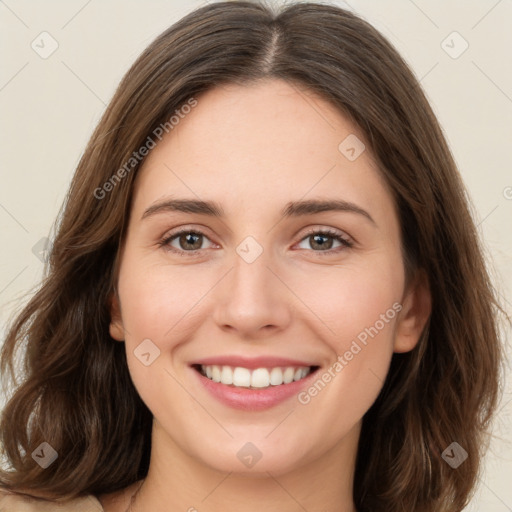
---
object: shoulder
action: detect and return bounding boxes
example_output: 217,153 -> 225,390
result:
0,489 -> 104,511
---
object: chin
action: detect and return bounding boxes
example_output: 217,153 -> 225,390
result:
184,433 -> 314,476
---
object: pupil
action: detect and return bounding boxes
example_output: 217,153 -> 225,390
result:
312,234 -> 332,250
182,233 -> 201,250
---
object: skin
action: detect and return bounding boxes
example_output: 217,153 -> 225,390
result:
99,79 -> 431,512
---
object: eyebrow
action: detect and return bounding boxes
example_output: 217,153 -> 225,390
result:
141,198 -> 376,225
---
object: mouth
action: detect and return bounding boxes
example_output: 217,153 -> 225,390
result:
191,364 -> 320,389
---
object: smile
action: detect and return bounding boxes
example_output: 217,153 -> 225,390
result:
195,364 -> 317,389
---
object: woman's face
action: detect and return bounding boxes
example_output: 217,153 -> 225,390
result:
110,79 -> 429,476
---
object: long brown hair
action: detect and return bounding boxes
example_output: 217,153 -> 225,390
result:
0,2 -> 505,510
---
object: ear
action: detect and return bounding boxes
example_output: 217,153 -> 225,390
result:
394,269 -> 431,353
108,291 -> 125,342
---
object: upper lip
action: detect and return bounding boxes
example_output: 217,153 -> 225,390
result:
191,355 -> 318,369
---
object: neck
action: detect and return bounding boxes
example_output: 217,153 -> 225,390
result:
130,420 -> 359,512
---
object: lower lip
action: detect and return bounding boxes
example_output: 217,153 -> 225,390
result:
191,367 -> 319,411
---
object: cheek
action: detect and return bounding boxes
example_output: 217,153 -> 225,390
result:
117,259 -> 213,342
291,257 -> 402,402
115,261 -> 211,416
292,268 -> 401,433
290,257 -> 403,347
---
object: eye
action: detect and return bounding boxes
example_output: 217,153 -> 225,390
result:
159,227 -> 353,257
159,229 -> 215,256
295,228 -> 353,255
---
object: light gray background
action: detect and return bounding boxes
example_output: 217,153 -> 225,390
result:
0,0 -> 511,510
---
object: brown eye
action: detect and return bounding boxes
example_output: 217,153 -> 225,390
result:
296,229 -> 353,255
308,233 -> 335,250
176,232 -> 203,251
160,229 -> 214,255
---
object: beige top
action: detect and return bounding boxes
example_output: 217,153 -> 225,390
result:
0,490 -> 104,511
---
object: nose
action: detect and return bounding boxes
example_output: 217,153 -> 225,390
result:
212,243 -> 293,339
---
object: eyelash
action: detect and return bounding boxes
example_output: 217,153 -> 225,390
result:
158,227 -> 354,257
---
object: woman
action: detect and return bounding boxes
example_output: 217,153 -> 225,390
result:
0,1 -> 505,511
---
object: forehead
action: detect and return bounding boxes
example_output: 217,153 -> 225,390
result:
132,79 -> 395,224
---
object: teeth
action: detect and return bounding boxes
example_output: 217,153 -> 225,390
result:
270,367 -> 284,385
233,367 -> 251,387
211,365 -> 221,383
200,365 -> 313,388
221,366 -> 233,385
283,367 -> 295,383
